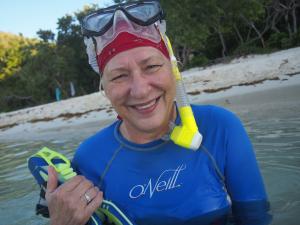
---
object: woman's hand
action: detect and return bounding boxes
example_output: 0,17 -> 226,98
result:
45,166 -> 103,225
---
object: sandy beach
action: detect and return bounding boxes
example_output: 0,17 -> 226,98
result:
0,47 -> 300,141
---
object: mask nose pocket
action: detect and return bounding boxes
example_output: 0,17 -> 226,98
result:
113,10 -> 135,34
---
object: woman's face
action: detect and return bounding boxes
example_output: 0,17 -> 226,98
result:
102,46 -> 176,142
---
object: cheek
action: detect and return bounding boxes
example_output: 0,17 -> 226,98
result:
158,70 -> 176,95
104,84 -> 128,105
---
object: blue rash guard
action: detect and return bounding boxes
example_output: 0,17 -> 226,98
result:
72,104 -> 272,225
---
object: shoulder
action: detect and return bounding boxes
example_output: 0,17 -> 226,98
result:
191,104 -> 242,129
73,121 -> 119,164
82,121 -> 117,144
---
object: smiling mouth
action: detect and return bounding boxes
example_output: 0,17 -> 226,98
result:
130,96 -> 161,112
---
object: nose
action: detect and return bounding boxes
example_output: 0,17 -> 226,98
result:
130,73 -> 151,99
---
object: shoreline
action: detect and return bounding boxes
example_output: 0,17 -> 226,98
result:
1,76 -> 299,142
0,47 -> 300,140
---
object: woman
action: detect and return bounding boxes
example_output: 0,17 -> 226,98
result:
45,1 -> 272,225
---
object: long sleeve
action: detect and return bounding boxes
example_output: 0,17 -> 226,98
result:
222,109 -> 272,225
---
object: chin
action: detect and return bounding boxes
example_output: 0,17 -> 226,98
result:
136,114 -> 169,134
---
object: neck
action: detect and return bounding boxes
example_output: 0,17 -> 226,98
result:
120,105 -> 177,144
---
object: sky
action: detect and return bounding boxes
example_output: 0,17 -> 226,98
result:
0,0 -> 113,38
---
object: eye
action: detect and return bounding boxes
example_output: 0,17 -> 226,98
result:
145,64 -> 163,72
111,74 -> 128,82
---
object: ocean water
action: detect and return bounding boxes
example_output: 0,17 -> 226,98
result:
0,88 -> 299,225
235,101 -> 300,225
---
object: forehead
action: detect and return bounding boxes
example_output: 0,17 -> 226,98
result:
104,46 -> 167,72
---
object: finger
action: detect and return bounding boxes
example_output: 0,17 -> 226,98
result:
74,178 -> 94,197
85,186 -> 99,201
80,186 -> 99,206
57,175 -> 84,192
46,166 -> 58,193
85,191 -> 103,215
79,188 -> 97,207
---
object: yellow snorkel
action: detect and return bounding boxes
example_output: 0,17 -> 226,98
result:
163,35 -> 202,150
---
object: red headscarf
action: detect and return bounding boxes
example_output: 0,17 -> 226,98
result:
97,32 -> 170,72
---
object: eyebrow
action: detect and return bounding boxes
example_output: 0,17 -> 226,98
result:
139,55 -> 157,65
108,54 -> 163,73
140,53 -> 165,65
109,67 -> 128,74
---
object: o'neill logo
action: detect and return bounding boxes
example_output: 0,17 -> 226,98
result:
129,164 -> 186,199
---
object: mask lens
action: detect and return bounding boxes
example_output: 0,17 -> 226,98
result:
127,3 -> 159,23
85,12 -> 113,32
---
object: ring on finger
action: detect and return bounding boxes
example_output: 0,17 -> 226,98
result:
84,192 -> 92,204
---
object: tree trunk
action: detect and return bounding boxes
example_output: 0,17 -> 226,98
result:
240,14 -> 265,48
246,27 -> 252,42
271,12 -> 281,33
268,7 -> 281,33
291,0 -> 298,33
285,14 -> 292,37
233,24 -> 244,44
217,29 -> 227,58
251,22 -> 265,48
181,45 -> 190,67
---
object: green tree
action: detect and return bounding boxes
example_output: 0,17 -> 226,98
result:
37,29 -> 55,42
0,32 -> 37,81
56,9 -> 99,96
161,0 -> 210,65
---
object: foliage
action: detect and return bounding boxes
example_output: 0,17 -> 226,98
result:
0,32 -> 37,81
0,5 -> 100,112
37,29 -> 55,42
0,0 -> 299,112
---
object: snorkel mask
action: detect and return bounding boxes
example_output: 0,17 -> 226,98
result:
81,0 -> 202,150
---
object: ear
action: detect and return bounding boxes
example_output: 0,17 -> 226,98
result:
99,78 -> 104,91
99,78 -> 110,99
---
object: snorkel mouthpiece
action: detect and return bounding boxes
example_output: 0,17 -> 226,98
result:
170,106 -> 203,150
164,36 -> 202,150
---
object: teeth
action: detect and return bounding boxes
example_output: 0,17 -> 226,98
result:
135,99 -> 156,110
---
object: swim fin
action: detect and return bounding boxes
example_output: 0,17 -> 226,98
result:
28,147 -> 134,225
